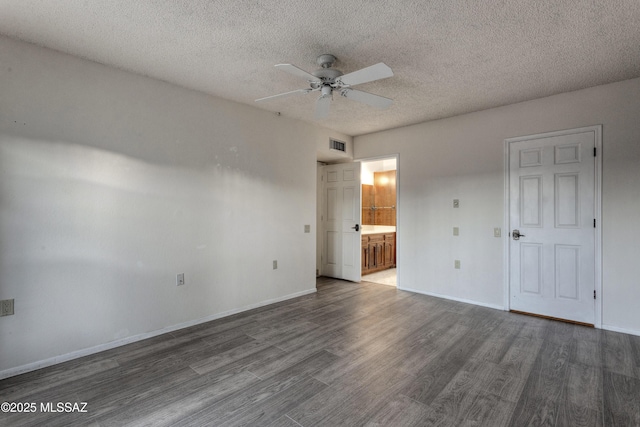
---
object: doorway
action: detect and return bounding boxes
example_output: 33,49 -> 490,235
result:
360,156 -> 398,287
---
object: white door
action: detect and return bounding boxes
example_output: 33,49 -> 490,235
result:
321,163 -> 361,282
507,127 -> 600,325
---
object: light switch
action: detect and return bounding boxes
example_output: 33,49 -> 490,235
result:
453,227 -> 459,236
455,260 -> 461,269
453,199 -> 459,208
304,224 -> 311,233
494,228 -> 501,237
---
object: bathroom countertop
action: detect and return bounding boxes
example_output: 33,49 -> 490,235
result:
361,225 -> 396,235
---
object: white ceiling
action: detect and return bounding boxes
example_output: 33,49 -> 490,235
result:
1,0 -> 640,136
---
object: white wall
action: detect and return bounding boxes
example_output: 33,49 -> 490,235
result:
0,36 -> 350,377
355,78 -> 640,335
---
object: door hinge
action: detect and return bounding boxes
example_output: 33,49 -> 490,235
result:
594,218 -> 596,228
594,290 -> 596,300
593,147 -> 597,157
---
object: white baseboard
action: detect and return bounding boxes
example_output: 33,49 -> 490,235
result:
601,324 -> 640,337
402,287 -> 640,337
0,288 -> 317,380
400,286 -> 506,311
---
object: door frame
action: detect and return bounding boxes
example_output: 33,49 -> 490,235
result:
503,126 -> 602,327
356,153 -> 400,287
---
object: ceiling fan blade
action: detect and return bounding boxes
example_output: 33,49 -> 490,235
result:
339,62 -> 393,86
341,89 -> 393,109
275,64 -> 318,81
315,96 -> 331,119
255,88 -> 311,103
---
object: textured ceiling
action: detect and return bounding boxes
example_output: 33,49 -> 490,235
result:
1,0 -> 640,136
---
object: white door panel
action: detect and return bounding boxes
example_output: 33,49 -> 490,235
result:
508,128 -> 598,324
322,163 -> 361,282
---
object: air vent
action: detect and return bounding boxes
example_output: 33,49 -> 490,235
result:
329,138 -> 346,152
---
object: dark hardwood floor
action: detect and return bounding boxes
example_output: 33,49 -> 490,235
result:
1,277 -> 639,426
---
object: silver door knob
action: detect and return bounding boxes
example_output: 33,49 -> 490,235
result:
512,229 -> 525,240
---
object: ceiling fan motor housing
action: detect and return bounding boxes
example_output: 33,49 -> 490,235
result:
312,68 -> 343,82
313,54 -> 343,85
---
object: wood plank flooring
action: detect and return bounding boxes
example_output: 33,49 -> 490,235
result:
1,277 -> 640,426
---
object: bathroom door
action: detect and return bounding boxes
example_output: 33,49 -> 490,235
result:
321,162 -> 361,282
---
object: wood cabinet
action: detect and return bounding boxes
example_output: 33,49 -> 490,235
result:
362,232 -> 396,275
362,236 -> 369,272
383,233 -> 395,267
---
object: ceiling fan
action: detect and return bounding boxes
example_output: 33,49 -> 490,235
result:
255,54 -> 394,119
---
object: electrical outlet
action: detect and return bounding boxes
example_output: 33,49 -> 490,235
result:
304,224 -> 311,233
453,227 -> 459,236
176,273 -> 185,286
454,260 -> 461,269
273,260 -> 278,270
453,199 -> 460,208
494,227 -> 501,237
0,299 -> 14,316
